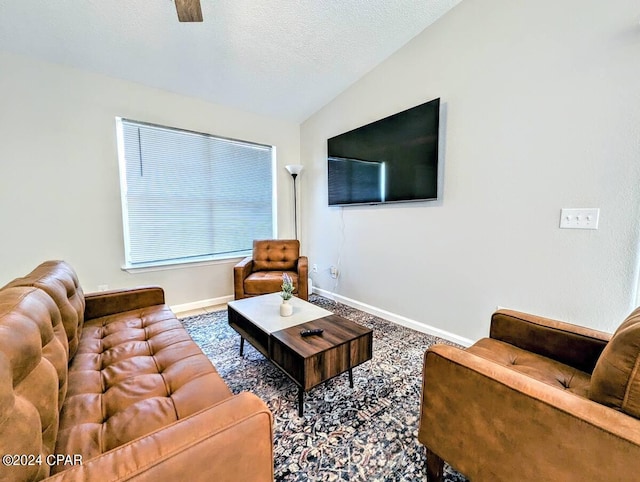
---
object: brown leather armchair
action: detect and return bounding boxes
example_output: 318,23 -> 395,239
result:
234,239 -> 308,300
419,307 -> 640,482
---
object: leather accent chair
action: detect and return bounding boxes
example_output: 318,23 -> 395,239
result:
234,239 -> 308,300
419,308 -> 640,482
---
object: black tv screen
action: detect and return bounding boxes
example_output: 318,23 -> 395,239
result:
327,97 -> 440,206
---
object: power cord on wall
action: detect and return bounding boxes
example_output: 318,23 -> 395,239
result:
329,206 -> 345,305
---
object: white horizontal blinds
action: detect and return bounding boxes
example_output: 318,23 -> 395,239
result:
120,120 -> 273,266
210,139 -> 273,255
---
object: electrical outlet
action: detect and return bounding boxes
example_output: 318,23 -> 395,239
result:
312,264 -> 318,273
330,266 -> 338,279
559,208 -> 600,230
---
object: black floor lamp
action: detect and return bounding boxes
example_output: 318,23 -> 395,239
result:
285,164 -> 303,240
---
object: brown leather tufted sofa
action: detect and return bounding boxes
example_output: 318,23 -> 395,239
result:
419,308 -> 640,481
234,240 -> 308,301
0,260 -> 273,482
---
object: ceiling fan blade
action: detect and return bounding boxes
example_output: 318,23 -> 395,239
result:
175,0 -> 203,22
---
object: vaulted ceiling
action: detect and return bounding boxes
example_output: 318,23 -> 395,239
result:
0,0 -> 461,122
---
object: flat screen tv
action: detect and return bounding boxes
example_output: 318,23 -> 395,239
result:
327,97 -> 440,206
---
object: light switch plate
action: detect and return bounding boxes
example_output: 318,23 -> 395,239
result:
559,208 -> 599,229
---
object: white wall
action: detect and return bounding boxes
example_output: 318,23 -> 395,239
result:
301,0 -> 640,341
0,51 -> 300,306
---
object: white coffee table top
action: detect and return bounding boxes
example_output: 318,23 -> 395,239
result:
227,293 -> 333,334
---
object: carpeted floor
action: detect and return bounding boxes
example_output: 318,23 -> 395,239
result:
180,294 -> 467,481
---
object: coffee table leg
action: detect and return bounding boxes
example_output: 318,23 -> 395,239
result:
239,337 -> 245,356
298,388 -> 304,416
349,368 -> 354,388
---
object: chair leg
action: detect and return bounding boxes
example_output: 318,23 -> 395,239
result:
425,446 -> 444,482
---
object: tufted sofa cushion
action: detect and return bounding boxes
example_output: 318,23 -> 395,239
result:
4,261 -> 85,358
589,307 -> 640,417
52,303 -> 232,473
0,287 -> 69,481
252,240 -> 300,271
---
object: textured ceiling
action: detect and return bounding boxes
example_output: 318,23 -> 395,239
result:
0,0 -> 461,122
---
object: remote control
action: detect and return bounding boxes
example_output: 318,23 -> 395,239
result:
300,328 -> 324,337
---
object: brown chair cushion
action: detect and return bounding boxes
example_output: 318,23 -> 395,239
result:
590,307 -> 640,418
244,271 -> 299,296
468,338 -> 591,398
252,240 -> 299,271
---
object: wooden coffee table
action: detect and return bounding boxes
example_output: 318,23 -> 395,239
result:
227,293 -> 373,416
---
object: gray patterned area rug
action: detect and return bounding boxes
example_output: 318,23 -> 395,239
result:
180,294 -> 467,482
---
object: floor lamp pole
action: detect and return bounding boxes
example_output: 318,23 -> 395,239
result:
292,174 -> 298,240
285,164 -> 303,240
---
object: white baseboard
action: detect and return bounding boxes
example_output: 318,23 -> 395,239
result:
171,289 -> 474,347
313,288 -> 474,347
171,295 -> 234,314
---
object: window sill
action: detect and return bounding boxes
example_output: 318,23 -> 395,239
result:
121,253 -> 250,273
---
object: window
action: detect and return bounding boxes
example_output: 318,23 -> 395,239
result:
116,118 -> 275,269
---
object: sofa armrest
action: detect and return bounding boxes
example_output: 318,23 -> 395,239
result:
489,309 -> 611,373
84,286 -> 166,321
419,344 -> 640,482
233,257 -> 253,299
45,392 -> 273,482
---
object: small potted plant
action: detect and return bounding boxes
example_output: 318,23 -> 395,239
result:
280,273 -> 294,316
